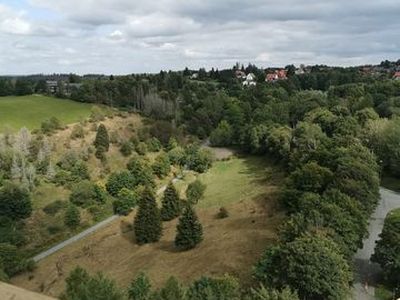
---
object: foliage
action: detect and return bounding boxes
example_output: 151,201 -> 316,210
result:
120,141 -> 133,157
106,171 -> 137,197
127,157 -> 155,188
175,205 -> 203,250
152,153 -> 171,178
64,204 -> 81,228
94,124 -> 110,158
186,179 -> 206,204
113,188 -> 138,215
168,146 -> 186,166
41,117 -> 62,134
249,285 -> 299,300
69,180 -> 104,207
185,145 -> 213,173
156,276 -> 186,300
210,120 -> 234,146
372,208 -> 400,288
128,272 -> 152,300
134,188 -> 162,244
146,137 -> 162,152
255,234 -> 352,300
62,266 -> 124,300
43,200 -> 67,215
0,243 -> 32,277
0,182 -> 32,220
187,275 -> 240,300
160,182 -> 181,221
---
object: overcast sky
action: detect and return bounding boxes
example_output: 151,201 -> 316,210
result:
0,0 -> 399,75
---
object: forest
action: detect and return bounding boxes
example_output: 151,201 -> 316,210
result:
1,60 -> 400,299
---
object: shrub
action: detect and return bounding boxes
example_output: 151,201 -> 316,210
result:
210,120 -> 234,146
69,180 -> 102,207
113,188 -> 138,215
134,188 -> 162,244
156,276 -> 185,300
185,145 -> 213,173
135,142 -> 147,155
168,146 -> 186,166
127,158 -> 155,188
0,183 -> 32,220
0,243 -> 30,276
106,171 -> 137,197
41,117 -> 62,134
187,275 -> 240,300
152,153 -> 171,178
70,124 -> 85,139
47,225 -> 63,234
89,107 -> 106,122
128,273 -> 151,300
62,266 -> 124,300
186,180 -> 206,204
120,141 -> 133,157
217,207 -> 229,219
175,206 -> 203,250
43,200 -> 68,216
146,137 -> 162,152
64,205 -> 80,228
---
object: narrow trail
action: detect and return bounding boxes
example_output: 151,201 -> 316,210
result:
33,179 -> 179,262
352,187 -> 400,300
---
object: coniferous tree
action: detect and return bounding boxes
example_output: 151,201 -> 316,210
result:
134,188 -> 162,244
175,205 -> 203,250
160,182 -> 181,221
94,124 -> 109,158
64,204 -> 81,228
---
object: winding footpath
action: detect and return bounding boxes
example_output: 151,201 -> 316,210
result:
33,178 -> 180,262
353,187 -> 400,300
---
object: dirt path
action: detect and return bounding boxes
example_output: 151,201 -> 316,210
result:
32,180 -> 179,262
352,187 -> 400,300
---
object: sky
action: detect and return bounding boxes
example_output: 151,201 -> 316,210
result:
0,0 -> 399,75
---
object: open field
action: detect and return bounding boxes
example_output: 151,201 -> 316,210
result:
0,95 -> 92,132
12,155 -> 285,298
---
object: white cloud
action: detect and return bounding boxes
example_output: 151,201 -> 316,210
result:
1,0 -> 400,74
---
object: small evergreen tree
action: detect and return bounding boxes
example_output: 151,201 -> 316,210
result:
160,183 -> 181,221
157,276 -> 185,300
186,180 -> 206,204
94,124 -> 109,158
64,204 -> 80,228
134,188 -> 162,244
175,205 -> 203,250
128,272 -> 151,300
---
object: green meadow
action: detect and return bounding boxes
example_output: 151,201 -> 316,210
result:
0,95 -> 93,132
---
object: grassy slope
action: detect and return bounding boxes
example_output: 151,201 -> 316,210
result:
12,154 -> 285,296
0,95 -> 92,132
197,156 -> 281,208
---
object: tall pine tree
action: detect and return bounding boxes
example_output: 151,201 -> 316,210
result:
175,205 -> 203,250
160,182 -> 181,221
134,188 -> 162,244
94,124 -> 109,158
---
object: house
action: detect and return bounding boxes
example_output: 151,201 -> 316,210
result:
46,80 -> 58,94
295,64 -> 306,75
190,73 -> 199,79
393,72 -> 400,80
242,73 -> 257,86
265,69 -> 287,82
235,70 -> 246,79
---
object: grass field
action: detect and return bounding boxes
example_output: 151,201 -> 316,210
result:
12,155 -> 285,297
0,95 -> 92,132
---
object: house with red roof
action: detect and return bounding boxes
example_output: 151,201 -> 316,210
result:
393,72 -> 400,80
265,69 -> 287,82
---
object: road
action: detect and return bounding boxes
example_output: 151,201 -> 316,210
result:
353,187 -> 400,300
33,179 -> 179,262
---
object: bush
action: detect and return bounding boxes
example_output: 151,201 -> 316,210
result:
0,182 -> 32,220
185,145 -> 213,173
120,141 -> 133,157
186,180 -> 206,204
106,171 -> 137,197
210,120 -> 234,146
43,200 -> 68,216
64,205 -> 81,228
127,158 -> 155,188
69,180 -> 103,207
187,275 -> 240,300
0,243 -> 30,277
146,137 -> 162,152
135,142 -> 147,155
168,146 -> 186,166
128,273 -> 151,300
41,117 -> 62,134
113,188 -> 138,215
94,124 -> 109,158
70,124 -> 85,139
152,153 -> 171,178
47,225 -> 63,234
217,207 -> 229,219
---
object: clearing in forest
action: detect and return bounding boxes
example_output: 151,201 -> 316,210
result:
0,95 -> 93,132
12,155 -> 285,298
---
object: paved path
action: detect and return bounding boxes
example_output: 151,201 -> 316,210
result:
353,187 -> 400,300
33,179 -> 180,262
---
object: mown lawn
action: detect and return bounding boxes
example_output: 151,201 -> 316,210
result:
196,156 -> 283,208
0,95 -> 92,132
